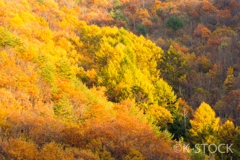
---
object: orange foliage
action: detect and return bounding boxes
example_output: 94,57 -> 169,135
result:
217,9 -> 231,19
200,1 -> 217,15
134,9 -> 150,21
177,98 -> 194,119
142,18 -> 153,27
193,24 -> 211,39
173,43 -> 189,54
190,10 -> 199,20
227,0 -> 240,10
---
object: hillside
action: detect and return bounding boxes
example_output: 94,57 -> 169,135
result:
79,0 -> 240,125
1,0 -> 240,160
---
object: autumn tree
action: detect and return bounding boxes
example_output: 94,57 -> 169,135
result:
154,78 -> 178,112
224,90 -> 240,120
218,120 -> 238,145
147,104 -> 173,130
217,120 -> 238,159
193,24 -> 211,42
189,102 -> 220,146
124,4 -> 136,29
224,67 -> 235,90
134,9 -> 150,22
200,0 -> 217,24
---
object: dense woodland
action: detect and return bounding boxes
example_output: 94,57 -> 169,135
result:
1,0 -> 240,159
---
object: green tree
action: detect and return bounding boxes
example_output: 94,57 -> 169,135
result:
40,62 -> 56,85
153,15 -> 159,23
158,46 -> 190,94
113,0 -> 122,10
137,23 -> 148,36
165,15 -> 184,32
168,110 -> 191,140
110,9 -> 128,24
0,29 -> 22,48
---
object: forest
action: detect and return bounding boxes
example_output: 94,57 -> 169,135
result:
0,0 -> 240,159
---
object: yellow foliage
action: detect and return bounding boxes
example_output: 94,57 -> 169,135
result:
11,14 -> 24,28
0,1 -> 188,159
86,69 -> 97,80
148,104 -> 173,129
157,38 -> 165,45
227,66 -> 234,75
218,120 -> 238,144
39,142 -> 74,160
142,18 -> 153,27
0,0 -> 6,7
224,67 -> 235,89
190,102 -> 220,137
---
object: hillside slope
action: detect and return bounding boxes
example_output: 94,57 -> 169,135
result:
0,0 -> 187,159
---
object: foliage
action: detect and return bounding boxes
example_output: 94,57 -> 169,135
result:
137,23 -> 148,36
224,67 -> 235,90
3,0 -> 240,159
168,110 -> 191,140
0,29 -> 22,48
0,1 -> 188,159
147,104 -> 173,129
190,102 -> 220,146
110,9 -> 128,24
189,149 -> 206,160
158,46 -> 190,94
154,78 -> 178,112
165,15 -> 185,32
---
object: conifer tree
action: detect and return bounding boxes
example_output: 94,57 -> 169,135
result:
190,102 -> 220,145
165,15 -> 184,32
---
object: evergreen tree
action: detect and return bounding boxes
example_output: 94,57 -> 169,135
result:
158,46 -> 190,95
137,23 -> 148,36
168,110 -> 191,140
165,15 -> 184,32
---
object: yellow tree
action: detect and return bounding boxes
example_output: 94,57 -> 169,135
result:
190,102 -> 220,144
218,120 -> 238,143
218,120 -> 238,160
224,67 -> 235,90
154,79 -> 178,112
147,104 -> 173,129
